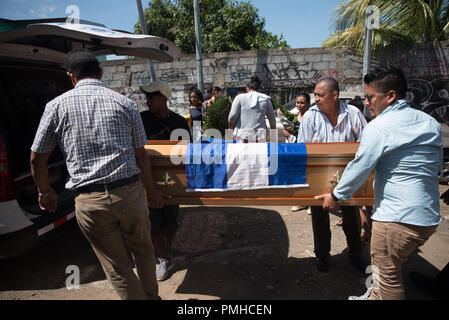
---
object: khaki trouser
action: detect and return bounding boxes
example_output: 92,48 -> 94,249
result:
370,221 -> 437,300
75,181 -> 158,300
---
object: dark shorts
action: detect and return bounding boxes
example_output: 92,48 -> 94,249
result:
149,205 -> 179,235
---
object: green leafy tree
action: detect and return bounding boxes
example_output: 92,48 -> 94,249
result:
135,0 -> 290,54
323,0 -> 449,56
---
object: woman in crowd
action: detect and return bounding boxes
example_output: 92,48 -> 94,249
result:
283,92 -> 311,142
188,87 -> 205,123
187,88 -> 205,138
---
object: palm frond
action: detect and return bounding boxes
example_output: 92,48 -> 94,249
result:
324,0 -> 449,55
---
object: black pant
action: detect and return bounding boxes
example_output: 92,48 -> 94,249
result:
438,262 -> 449,288
310,206 -> 362,260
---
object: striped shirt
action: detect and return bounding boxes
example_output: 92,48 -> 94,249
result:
297,101 -> 367,143
31,79 -> 147,190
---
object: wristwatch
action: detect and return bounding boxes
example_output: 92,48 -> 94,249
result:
331,191 -> 343,204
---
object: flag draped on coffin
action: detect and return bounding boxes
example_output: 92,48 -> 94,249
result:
185,141 -> 308,192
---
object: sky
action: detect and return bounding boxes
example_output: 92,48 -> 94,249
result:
0,0 -> 341,49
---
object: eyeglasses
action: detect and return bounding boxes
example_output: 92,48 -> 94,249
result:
364,92 -> 387,103
364,94 -> 375,103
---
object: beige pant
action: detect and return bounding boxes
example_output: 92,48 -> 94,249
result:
75,181 -> 158,300
370,221 -> 437,300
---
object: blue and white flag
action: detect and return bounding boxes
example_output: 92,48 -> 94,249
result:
185,141 -> 308,192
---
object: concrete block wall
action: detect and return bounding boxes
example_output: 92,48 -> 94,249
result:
379,41 -> 449,113
101,41 -> 449,116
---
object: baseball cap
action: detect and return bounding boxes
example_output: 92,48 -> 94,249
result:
140,81 -> 172,98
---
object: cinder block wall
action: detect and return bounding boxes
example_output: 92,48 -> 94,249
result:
101,42 -> 449,116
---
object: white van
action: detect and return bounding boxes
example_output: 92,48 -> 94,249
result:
0,22 -> 182,258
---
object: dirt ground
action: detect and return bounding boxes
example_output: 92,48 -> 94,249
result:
1,186 -> 449,301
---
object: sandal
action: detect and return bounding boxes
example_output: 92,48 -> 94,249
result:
336,218 -> 343,226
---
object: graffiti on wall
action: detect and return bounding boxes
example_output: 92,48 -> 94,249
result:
407,78 -> 449,125
263,62 -> 321,84
230,66 -> 253,81
209,57 -> 350,86
210,58 -> 229,72
388,56 -> 449,79
320,69 -> 347,82
160,69 -> 188,83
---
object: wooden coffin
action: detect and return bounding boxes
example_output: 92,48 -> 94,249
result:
145,141 -> 374,206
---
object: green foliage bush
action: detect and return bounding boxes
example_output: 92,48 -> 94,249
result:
272,100 -> 297,123
202,97 -> 232,137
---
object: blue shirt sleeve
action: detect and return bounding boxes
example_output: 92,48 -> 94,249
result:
333,123 -> 384,200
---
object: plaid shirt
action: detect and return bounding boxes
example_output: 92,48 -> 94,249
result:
31,79 -> 147,190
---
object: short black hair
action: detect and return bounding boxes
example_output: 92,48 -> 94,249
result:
247,75 -> 261,91
317,77 -> 340,94
64,49 -> 102,79
363,66 -> 407,99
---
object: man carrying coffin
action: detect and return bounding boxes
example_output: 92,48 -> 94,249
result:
315,67 -> 442,300
140,81 -> 191,281
297,77 -> 368,273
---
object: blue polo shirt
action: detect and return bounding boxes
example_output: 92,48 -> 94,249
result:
333,99 -> 442,226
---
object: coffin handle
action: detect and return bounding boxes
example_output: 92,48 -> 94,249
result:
328,170 -> 341,186
156,172 -> 176,187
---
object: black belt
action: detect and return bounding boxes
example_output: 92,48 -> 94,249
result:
76,175 -> 139,194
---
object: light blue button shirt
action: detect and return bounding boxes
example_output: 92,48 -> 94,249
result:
333,99 -> 443,226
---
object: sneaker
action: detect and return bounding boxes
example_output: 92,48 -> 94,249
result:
156,258 -> 174,281
291,206 -> 305,212
348,287 -> 373,300
307,207 -> 311,215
